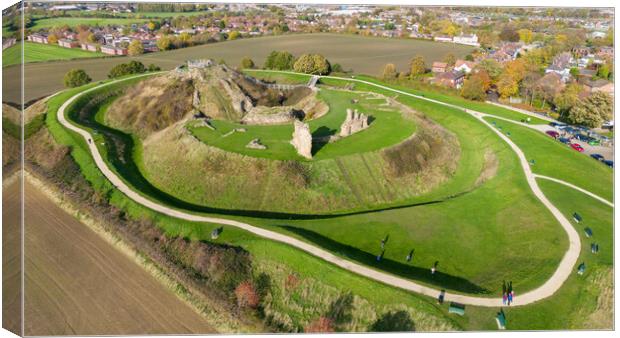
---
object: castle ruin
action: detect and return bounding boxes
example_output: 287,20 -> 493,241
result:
339,108 -> 369,137
290,120 -> 313,159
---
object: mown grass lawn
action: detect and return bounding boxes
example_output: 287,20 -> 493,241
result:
484,117 -> 613,201
189,88 -> 416,160
44,75 -> 612,330
462,179 -> 613,330
85,75 -> 565,295
3,41 -> 107,67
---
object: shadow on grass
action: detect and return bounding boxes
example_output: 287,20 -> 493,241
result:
277,225 -> 489,294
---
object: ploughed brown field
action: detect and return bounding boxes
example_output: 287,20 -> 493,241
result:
2,176 -> 22,335
3,180 -> 216,335
3,33 -> 472,104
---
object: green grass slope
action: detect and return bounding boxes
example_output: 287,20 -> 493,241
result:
484,117 -> 612,201
3,41 -> 106,67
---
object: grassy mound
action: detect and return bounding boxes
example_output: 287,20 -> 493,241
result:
141,112 -> 458,214
105,75 -> 194,138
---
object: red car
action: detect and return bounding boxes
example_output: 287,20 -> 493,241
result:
545,130 -> 560,138
570,143 -> 584,152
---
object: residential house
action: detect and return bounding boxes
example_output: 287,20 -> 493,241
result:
80,43 -> 98,52
545,52 -> 574,82
572,46 -> 590,58
432,62 -> 449,73
434,35 -> 452,43
58,38 -> 79,48
584,79 -> 614,96
453,33 -> 479,47
27,33 -> 49,44
454,60 -> 477,74
536,72 -> 565,97
100,45 -> 128,55
577,68 -> 597,80
432,70 -> 465,89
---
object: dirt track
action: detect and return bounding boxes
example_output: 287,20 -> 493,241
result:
7,180 -> 217,335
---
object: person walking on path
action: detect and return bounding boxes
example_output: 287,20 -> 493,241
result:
502,293 -> 507,305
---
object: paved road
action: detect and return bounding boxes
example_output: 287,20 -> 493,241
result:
57,72 -> 601,307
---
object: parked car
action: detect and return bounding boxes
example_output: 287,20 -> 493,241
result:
588,139 -> 601,146
570,143 -> 584,152
603,160 -> 614,168
590,154 -> 605,161
549,122 -> 567,128
546,130 -> 560,138
557,137 -> 570,145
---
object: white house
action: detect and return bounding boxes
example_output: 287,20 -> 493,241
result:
454,60 -> 477,74
452,33 -> 479,47
434,35 -> 452,43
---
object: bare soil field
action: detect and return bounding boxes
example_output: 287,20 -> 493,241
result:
3,33 -> 472,104
2,177 -> 22,335
16,180 -> 216,335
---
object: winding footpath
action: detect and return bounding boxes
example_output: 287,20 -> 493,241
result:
57,72 -> 608,308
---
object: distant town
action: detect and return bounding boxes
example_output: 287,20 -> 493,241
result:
2,3 -> 614,118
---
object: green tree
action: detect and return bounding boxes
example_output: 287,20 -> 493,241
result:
476,59 -> 503,83
63,69 -> 91,88
597,63 -> 610,79
518,29 -> 534,44
497,73 -> 519,98
409,55 -> 426,77
293,54 -> 331,75
382,63 -> 398,81
443,53 -> 456,67
553,83 -> 581,115
228,30 -> 241,40
264,50 -> 295,70
47,33 -> 59,45
147,64 -> 161,72
240,56 -> 255,69
370,311 -> 415,332
566,92 -> 613,128
499,26 -> 520,42
128,40 -> 144,56
460,75 -> 487,101
156,35 -> 172,51
331,63 -> 344,73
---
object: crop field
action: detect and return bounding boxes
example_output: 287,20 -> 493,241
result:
17,180 -> 216,335
3,33 -> 473,104
2,42 -> 107,67
38,68 -> 614,330
29,16 -> 150,30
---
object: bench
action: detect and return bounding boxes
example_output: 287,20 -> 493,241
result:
448,302 -> 465,316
